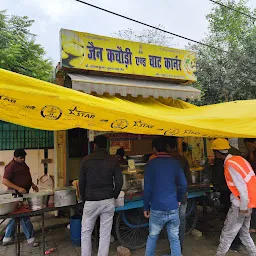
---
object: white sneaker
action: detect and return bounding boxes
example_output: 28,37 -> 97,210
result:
27,238 -> 39,247
2,237 -> 13,246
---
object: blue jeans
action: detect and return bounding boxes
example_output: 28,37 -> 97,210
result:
145,209 -> 181,256
4,217 -> 34,240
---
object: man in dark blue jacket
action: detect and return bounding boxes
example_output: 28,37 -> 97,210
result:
144,137 -> 187,256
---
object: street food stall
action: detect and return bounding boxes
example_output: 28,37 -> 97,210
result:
1,28 -> 256,253
58,29 -> 214,249
59,29 -> 207,249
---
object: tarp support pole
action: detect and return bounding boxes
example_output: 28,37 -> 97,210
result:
54,131 -> 58,188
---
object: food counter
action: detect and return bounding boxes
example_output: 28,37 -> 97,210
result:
119,155 -> 210,204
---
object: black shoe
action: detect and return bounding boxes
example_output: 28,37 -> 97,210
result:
230,244 -> 244,253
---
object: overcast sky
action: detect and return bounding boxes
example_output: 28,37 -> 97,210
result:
1,0 -> 256,64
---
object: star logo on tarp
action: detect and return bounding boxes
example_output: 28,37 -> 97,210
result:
0,95 -> 16,104
134,120 -> 154,129
68,107 -> 95,119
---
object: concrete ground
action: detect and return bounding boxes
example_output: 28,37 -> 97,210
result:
0,209 -> 255,256
0,226 -> 253,256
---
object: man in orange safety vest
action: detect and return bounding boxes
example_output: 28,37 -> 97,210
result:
212,138 -> 256,256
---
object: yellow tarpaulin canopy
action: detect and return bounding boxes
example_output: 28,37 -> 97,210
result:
0,68 -> 256,138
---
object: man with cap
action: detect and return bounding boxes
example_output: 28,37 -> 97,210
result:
2,149 -> 39,246
211,139 -> 256,256
79,135 -> 123,256
212,139 -> 242,252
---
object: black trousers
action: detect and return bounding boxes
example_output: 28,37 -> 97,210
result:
251,209 -> 256,229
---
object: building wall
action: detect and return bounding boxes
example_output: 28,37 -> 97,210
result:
126,139 -> 153,156
0,149 -> 54,191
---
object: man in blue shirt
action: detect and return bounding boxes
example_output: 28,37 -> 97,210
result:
144,137 -> 187,256
166,136 -> 192,254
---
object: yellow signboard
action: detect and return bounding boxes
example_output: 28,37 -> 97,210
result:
60,29 -> 196,82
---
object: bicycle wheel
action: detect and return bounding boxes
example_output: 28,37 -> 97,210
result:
115,208 -> 149,250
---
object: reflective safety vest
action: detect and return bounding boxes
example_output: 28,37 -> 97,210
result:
224,155 -> 256,208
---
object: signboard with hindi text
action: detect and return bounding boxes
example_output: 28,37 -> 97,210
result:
60,29 -> 196,82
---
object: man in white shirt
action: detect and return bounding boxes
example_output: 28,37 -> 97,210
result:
211,138 -> 256,256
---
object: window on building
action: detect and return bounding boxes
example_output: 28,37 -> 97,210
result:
68,128 -> 88,158
0,121 -> 54,150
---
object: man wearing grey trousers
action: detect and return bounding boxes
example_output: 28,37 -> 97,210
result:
79,135 -> 123,256
211,139 -> 256,256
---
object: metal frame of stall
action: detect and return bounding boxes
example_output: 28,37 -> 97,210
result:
53,109 -> 210,250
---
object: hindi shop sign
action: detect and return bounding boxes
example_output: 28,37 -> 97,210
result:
60,29 -> 197,82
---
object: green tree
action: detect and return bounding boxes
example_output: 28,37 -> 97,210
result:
194,0 -> 256,105
0,10 -> 53,81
